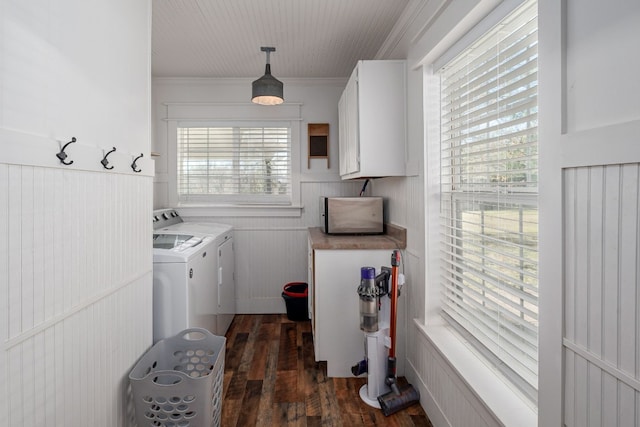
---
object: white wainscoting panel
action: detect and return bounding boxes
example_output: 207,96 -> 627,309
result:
403,248 -> 425,328
409,323 -> 500,427
403,175 -> 426,325
233,228 -> 310,313
0,164 -> 153,427
180,180 -> 364,313
374,176 -> 407,226
563,164 -> 640,427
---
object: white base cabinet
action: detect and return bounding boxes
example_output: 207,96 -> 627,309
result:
309,247 -> 394,377
338,60 -> 406,180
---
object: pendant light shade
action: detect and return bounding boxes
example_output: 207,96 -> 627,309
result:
252,47 -> 284,105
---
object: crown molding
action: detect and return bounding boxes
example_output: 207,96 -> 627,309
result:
153,76 -> 347,87
376,0 -> 428,59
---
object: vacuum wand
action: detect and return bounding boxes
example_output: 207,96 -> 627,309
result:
377,250 -> 420,416
386,251 -> 399,394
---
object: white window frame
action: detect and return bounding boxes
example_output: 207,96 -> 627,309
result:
420,0 -> 539,424
164,103 -> 302,217
438,0 -> 539,402
177,121 -> 292,204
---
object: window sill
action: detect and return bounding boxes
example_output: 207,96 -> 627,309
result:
176,203 -> 303,218
415,320 -> 537,427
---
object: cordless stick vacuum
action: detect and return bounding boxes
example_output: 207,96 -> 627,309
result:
377,250 -> 420,416
353,265 -> 391,407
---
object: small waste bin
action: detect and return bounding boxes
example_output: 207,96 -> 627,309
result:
282,282 -> 309,321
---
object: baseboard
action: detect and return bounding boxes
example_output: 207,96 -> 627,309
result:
236,297 -> 287,314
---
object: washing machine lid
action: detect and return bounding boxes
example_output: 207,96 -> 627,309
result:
156,221 -> 232,237
153,233 -> 200,250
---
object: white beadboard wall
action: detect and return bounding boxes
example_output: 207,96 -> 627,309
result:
375,175 -> 501,427
181,180 -> 364,313
0,165 -> 153,426
411,327 -> 500,427
1,0 -> 152,425
375,1 -> 536,425
375,174 -> 425,324
563,164 -> 640,427
152,77 -> 375,313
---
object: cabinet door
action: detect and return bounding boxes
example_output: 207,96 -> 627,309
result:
338,68 -> 359,176
307,239 -> 316,356
344,71 -> 359,175
314,249 -> 391,377
188,246 -> 218,335
357,60 -> 405,177
339,60 -> 406,179
217,237 -> 235,314
338,92 -> 349,176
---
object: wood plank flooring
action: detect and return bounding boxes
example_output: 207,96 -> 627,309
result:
222,314 -> 433,427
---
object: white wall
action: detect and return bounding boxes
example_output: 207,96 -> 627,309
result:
153,78 -> 352,209
0,1 -> 153,426
374,0 -> 640,426
152,78 -> 368,313
538,1 -> 640,425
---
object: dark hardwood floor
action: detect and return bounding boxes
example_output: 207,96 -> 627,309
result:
222,314 -> 433,427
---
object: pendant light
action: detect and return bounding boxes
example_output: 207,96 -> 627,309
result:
252,47 -> 284,105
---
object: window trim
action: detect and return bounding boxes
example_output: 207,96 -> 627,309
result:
164,102 -> 302,216
415,321 -> 537,427
421,0 -> 539,422
177,121 -> 293,204
436,0 -> 539,399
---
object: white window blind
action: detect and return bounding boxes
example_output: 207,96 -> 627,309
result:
177,123 -> 292,204
439,0 -> 538,399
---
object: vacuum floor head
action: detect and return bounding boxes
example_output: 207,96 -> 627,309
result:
377,384 -> 420,417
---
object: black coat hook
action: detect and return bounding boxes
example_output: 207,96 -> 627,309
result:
101,147 -> 116,170
56,137 -> 77,165
131,153 -> 143,173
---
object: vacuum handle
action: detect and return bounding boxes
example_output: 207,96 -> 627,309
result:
389,250 -> 400,358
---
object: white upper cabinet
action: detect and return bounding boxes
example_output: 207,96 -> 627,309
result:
338,60 -> 406,179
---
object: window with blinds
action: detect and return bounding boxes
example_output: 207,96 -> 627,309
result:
439,0 -> 538,400
177,123 -> 292,204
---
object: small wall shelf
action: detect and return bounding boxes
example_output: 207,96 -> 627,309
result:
308,123 -> 329,169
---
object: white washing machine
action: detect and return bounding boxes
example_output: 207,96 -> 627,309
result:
152,209 -> 235,342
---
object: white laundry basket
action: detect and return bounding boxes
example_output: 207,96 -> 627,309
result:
129,328 -> 225,427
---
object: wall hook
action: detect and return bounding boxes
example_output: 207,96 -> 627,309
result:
131,153 -> 143,173
56,137 -> 77,165
101,147 -> 116,170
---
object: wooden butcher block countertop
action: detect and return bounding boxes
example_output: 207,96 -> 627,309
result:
308,224 -> 406,250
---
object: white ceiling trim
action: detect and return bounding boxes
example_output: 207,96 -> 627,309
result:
376,0 -> 429,59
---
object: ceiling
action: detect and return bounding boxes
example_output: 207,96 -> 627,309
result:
152,0 -> 411,79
